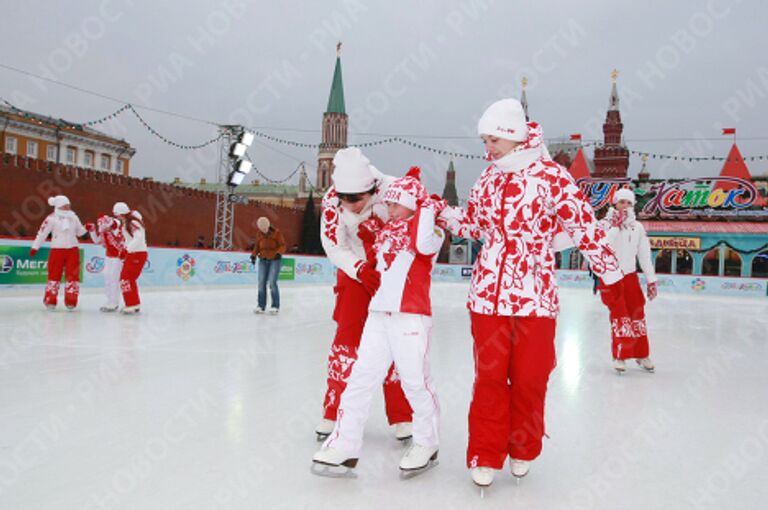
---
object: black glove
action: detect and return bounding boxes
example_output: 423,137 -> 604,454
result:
250,255 -> 256,265
274,253 -> 282,260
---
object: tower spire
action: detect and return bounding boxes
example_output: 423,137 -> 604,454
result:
326,45 -> 346,114
593,69 -> 629,178
520,76 -> 529,122
317,45 -> 349,190
608,69 -> 620,111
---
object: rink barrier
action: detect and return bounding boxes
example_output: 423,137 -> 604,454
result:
1,239 -> 765,298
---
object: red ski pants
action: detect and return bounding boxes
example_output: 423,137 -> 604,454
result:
467,313 -> 557,469
120,252 -> 148,308
322,270 -> 413,425
604,272 -> 650,360
44,248 -> 80,307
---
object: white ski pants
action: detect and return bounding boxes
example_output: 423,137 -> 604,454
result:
325,311 -> 439,456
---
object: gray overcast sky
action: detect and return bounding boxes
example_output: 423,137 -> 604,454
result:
1,0 -> 766,198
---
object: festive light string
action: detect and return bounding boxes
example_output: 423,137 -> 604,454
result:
1,97 -> 222,150
3,95 -> 768,163
244,151 -> 303,185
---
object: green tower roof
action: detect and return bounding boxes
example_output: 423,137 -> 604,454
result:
326,57 -> 346,114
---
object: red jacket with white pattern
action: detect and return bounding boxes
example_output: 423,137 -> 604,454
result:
438,123 -> 623,317
363,206 -> 445,316
88,216 -> 126,258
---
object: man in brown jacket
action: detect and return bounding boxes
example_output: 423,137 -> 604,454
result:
251,217 -> 286,314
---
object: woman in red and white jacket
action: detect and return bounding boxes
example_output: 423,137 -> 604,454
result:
601,188 -> 657,373
438,99 -> 624,488
86,209 -> 126,312
30,195 -> 87,310
114,203 -> 147,314
314,168 -> 445,474
315,147 -> 413,442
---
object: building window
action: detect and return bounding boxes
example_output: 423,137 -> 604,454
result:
26,140 -> 38,158
117,159 -> 125,174
702,248 -> 720,276
5,136 -> 17,155
675,249 -> 694,274
100,154 -> 111,170
654,250 -> 673,274
752,250 -> 768,278
66,147 -> 77,164
723,247 -> 742,276
47,145 -> 58,162
568,250 -> 585,270
84,151 -> 94,168
555,252 -> 562,269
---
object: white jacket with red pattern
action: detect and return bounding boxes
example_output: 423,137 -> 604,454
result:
438,123 -> 623,317
320,170 -> 396,280
366,207 -> 445,316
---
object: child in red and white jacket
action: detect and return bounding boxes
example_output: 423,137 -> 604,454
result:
30,195 -> 87,310
113,203 -> 148,314
313,168 -> 445,474
85,208 -> 126,312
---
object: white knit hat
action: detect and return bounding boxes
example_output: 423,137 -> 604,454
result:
477,98 -> 529,142
47,195 -> 70,208
613,188 -> 636,205
257,217 -> 270,232
113,202 -> 130,215
331,147 -> 378,193
383,167 -> 427,211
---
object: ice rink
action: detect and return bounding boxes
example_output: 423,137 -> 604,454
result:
1,282 -> 767,509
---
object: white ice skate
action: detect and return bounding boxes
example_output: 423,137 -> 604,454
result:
65,305 -> 76,311
311,447 -> 358,478
510,458 -> 530,480
636,357 -> 655,372
394,422 -> 413,442
613,358 -> 626,373
470,467 -> 494,497
268,307 -> 279,315
315,419 -> 335,441
121,306 -> 140,315
253,308 -> 265,314
399,444 -> 438,479
100,305 -> 119,313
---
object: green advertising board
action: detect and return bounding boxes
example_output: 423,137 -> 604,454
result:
278,257 -> 295,281
0,246 -> 84,284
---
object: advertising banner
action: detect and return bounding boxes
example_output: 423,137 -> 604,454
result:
0,245 -> 83,284
1,239 -> 764,299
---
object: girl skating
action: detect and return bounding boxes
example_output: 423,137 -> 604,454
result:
313,168 -> 445,477
601,188 -> 657,373
439,98 -> 624,490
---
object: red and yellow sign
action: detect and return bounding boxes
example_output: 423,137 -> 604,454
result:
649,237 -> 701,250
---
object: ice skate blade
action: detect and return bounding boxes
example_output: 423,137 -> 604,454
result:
399,459 -> 438,480
635,360 -> 655,372
316,432 -> 330,442
310,461 -> 358,479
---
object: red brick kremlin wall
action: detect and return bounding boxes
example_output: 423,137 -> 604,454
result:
0,154 -> 303,250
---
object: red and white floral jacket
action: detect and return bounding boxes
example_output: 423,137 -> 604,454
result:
320,169 -> 396,280
438,123 -> 623,317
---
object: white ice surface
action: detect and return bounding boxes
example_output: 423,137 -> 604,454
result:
1,283 -> 767,510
